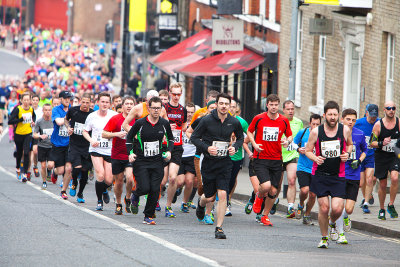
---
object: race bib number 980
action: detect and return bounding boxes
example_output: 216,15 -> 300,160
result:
321,140 -> 340,158
262,127 -> 279,142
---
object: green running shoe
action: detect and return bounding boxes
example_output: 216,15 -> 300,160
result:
387,204 -> 398,218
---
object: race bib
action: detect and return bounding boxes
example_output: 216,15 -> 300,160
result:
172,129 -> 181,144
73,122 -> 84,135
382,139 -> 397,153
58,125 -> 69,137
321,140 -> 340,158
0,96 -> 6,103
262,127 -> 279,142
349,144 -> 356,160
43,128 -> 53,137
144,141 -> 160,157
183,134 -> 191,145
212,141 -> 229,157
120,126 -> 127,140
22,113 -> 32,124
365,136 -> 372,149
97,135 -> 111,148
286,142 -> 299,152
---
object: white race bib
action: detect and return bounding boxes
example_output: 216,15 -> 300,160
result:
144,141 -> 160,157
120,126 -> 127,140
73,122 -> 84,135
286,142 -> 299,151
349,145 -> 356,160
183,134 -> 191,145
58,125 -> 69,137
212,141 -> 229,157
172,129 -> 181,144
43,128 -> 53,137
96,135 -> 111,148
382,139 -> 397,153
22,113 -> 32,124
0,96 -> 6,103
262,127 -> 279,142
365,136 -> 372,149
321,140 -> 340,158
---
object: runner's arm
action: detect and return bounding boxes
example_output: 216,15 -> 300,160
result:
8,106 -> 22,124
126,120 -> 140,155
370,122 -> 381,148
344,125 -> 353,154
165,122 -> 174,153
185,126 -> 194,139
161,106 -> 168,120
122,105 -> 138,132
305,127 -> 319,162
232,121 -> 244,152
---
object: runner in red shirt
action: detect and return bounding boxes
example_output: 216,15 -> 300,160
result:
247,94 -> 293,226
103,96 -> 136,215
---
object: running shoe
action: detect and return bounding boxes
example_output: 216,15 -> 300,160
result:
369,195 -> 374,205
255,214 -> 262,223
303,215 -> 313,225
286,207 -> 295,218
143,217 -> 156,225
88,169 -> 94,181
318,237 -> 329,248
130,194 -> 139,214
359,198 -> 365,208
378,209 -> 386,220
47,169 -> 52,182
155,201 -> 161,211
210,213 -> 215,222
362,204 -> 370,214
33,166 -> 39,177
51,171 -> 57,184
225,202 -> 232,216
187,201 -> 196,209
115,204 -> 123,215
343,216 -> 351,232
21,174 -> 27,183
172,188 -> 182,204
215,227 -> 226,239
124,196 -> 131,213
96,200 -> 103,211
59,181 -> 63,188
16,169 -> 21,180
69,185 -> 77,197
165,206 -> 176,218
261,215 -> 273,226
295,204 -> 304,220
77,194 -> 85,203
180,203 -> 189,213
270,198 -> 279,215
60,192 -> 68,200
196,198 -> 205,221
245,199 -> 253,214
329,223 -> 338,241
203,214 -> 214,225
337,233 -> 348,244
252,193 -> 263,214
387,204 -> 398,218
103,191 -> 110,204
42,182 -> 47,190
26,172 -> 31,181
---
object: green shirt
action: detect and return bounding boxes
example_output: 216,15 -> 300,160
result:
230,116 -> 249,161
39,98 -> 52,107
282,116 -> 303,163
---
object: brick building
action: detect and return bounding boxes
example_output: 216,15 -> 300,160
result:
278,0 -> 397,121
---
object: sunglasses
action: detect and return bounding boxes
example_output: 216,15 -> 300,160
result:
385,106 -> 396,111
171,93 -> 181,97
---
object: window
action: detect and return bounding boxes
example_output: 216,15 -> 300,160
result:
260,0 -> 266,18
269,0 -> 276,23
386,33 -> 395,101
317,35 -> 327,109
294,10 -> 303,107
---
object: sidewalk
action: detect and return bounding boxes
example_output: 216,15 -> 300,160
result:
233,167 -> 400,239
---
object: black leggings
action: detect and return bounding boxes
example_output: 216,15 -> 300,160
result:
14,133 -> 32,173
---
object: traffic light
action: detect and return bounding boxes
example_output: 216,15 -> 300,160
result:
105,23 -> 114,43
134,32 -> 144,53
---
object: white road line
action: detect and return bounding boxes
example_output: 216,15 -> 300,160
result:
231,199 -> 400,245
0,166 -> 222,267
0,127 -> 9,142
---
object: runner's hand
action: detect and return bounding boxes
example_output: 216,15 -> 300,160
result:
383,137 -> 391,146
351,160 -> 360,170
129,153 -> 137,162
164,151 -> 171,161
298,147 -> 306,154
91,141 -> 99,147
228,146 -> 236,156
40,134 -> 48,139
170,123 -> 177,130
208,146 -> 217,156
281,139 -> 289,148
253,143 -> 263,153
340,152 -> 349,162
68,127 -> 73,135
315,156 -> 325,165
116,131 -> 127,139
248,152 -> 254,159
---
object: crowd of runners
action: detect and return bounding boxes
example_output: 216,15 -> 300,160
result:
0,27 -> 399,248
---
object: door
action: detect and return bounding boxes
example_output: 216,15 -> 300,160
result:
343,40 -> 361,112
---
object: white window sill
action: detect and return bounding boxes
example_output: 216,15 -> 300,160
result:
308,105 -> 324,115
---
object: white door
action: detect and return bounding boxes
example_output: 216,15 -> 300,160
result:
343,41 -> 361,112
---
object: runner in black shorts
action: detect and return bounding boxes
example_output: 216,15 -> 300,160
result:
65,93 -> 93,203
305,101 -> 352,248
127,96 -> 174,225
191,93 -> 244,239
103,96 -> 136,215
370,100 -> 400,220
33,103 -> 53,189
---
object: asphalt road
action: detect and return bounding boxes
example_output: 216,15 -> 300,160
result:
1,51 -> 400,266
0,50 -> 30,78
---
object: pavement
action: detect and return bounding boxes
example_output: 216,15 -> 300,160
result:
233,165 -> 400,239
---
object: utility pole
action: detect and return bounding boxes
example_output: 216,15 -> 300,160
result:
288,0 -> 299,100
121,0 -> 131,89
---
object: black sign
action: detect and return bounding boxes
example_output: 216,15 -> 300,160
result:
217,0 -> 243,15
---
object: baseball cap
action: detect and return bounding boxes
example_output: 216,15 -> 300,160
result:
59,91 -> 73,99
366,104 -> 378,117
146,90 -> 159,100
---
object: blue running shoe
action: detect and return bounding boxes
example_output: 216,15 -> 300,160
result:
143,217 -> 156,225
165,206 -> 176,218
21,174 -> 27,183
180,203 -> 189,213
68,180 -> 72,189
187,201 -> 196,209
203,214 -> 214,225
59,181 -> 63,188
69,185 -> 76,197
362,204 -> 370,214
16,170 -> 21,180
103,190 -> 110,204
77,197 -> 85,203
130,194 -> 139,214
96,200 -> 103,211
155,201 -> 161,211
